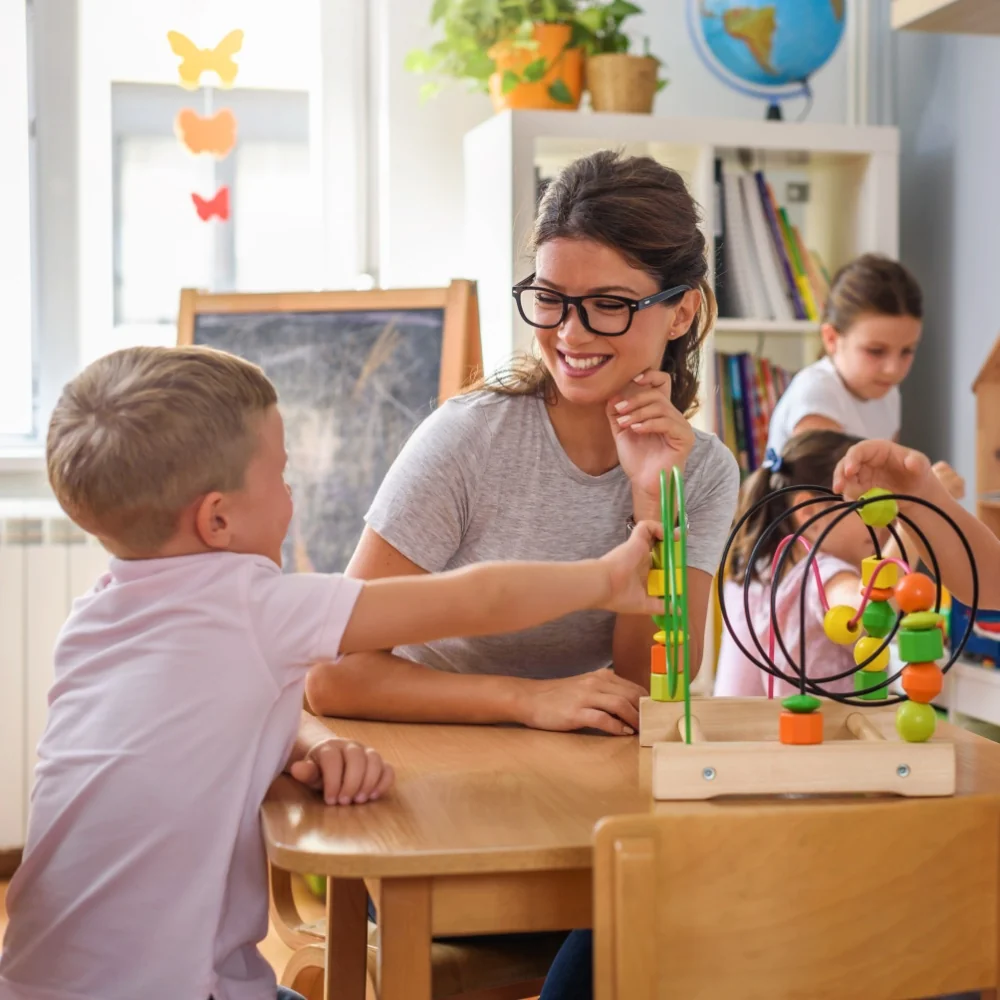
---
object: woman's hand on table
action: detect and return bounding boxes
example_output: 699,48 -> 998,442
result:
288,737 -> 395,806
607,369 -> 695,518
518,668 -> 645,736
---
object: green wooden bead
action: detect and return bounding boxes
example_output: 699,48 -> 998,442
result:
861,600 -> 896,638
855,669 -> 889,701
898,627 -> 944,664
901,611 -> 944,631
782,694 -> 821,714
650,673 -> 684,703
858,487 -> 898,527
896,700 -> 937,742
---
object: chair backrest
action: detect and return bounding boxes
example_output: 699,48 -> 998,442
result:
593,796 -> 1000,1000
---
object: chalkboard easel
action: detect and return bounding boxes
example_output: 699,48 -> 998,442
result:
175,281 -> 482,573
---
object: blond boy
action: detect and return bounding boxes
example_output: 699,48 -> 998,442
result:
0,346 -> 663,1000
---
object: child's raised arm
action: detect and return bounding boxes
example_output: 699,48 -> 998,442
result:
834,440 -> 1000,610
339,520 -> 664,656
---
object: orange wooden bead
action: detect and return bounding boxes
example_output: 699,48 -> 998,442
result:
651,643 -> 665,675
895,572 -> 936,614
866,586 -> 895,602
901,663 -> 944,704
779,710 -> 823,746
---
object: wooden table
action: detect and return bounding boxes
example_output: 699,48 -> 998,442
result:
261,716 -> 1000,1000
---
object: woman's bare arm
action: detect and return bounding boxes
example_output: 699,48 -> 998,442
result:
304,527 -> 648,736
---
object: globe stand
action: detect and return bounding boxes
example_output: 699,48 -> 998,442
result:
766,102 -> 783,121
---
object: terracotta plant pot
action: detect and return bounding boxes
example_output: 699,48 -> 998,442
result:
586,52 -> 659,114
488,22 -> 583,112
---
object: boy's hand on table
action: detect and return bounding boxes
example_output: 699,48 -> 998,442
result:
288,737 -> 395,806
519,668 -> 645,736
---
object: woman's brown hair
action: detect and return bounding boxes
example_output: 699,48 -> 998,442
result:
823,253 -> 923,332
727,429 -> 862,584
468,149 -> 715,415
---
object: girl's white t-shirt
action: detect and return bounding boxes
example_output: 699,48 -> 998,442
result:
766,356 -> 901,457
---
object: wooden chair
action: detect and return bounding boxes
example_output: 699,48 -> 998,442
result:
270,865 -> 555,1000
593,796 -> 1000,999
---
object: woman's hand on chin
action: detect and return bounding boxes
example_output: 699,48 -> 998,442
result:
606,368 -> 695,517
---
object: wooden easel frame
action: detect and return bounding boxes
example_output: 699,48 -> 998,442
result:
176,280 -> 482,402
640,696 -> 956,799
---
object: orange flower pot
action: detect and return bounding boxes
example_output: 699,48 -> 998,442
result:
488,22 -> 583,112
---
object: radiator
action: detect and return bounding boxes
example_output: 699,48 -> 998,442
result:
0,501 -> 110,850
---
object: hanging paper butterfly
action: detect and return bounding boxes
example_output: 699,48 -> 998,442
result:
167,29 -> 244,89
191,187 -> 230,222
175,108 -> 237,157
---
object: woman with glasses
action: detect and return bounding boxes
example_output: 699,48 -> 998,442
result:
306,148 -> 738,737
305,148 -> 739,1000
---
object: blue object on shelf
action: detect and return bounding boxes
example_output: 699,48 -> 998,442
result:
951,597 -> 1000,663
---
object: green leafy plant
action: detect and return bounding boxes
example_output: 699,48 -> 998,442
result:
406,0 -> 582,103
574,1 -> 668,91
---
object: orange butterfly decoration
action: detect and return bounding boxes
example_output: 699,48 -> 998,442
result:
175,108 -> 237,157
191,186 -> 230,222
167,29 -> 244,89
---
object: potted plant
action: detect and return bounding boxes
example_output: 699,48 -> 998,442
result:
575,0 -> 666,113
406,0 -> 585,112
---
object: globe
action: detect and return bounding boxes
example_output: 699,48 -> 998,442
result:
687,0 -> 846,115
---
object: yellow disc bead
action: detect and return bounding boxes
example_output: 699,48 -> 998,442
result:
653,630 -> 685,646
854,635 -> 890,672
823,605 -> 861,645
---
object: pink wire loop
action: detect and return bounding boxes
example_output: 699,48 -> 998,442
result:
848,557 -> 911,629
765,535 -> 830,699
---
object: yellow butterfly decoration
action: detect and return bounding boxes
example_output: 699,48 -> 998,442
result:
167,29 -> 244,89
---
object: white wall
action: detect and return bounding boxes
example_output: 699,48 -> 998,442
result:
895,29 -> 998,502
374,0 -> 851,290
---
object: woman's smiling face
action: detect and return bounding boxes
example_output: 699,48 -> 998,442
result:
531,237 -> 697,406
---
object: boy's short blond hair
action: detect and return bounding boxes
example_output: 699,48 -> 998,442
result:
47,345 -> 278,553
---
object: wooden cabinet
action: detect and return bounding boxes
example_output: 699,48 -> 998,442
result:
892,0 -> 1000,33
975,335 -> 1000,539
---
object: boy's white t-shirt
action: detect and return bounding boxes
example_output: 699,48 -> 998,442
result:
0,551 -> 361,1000
766,356 -> 901,456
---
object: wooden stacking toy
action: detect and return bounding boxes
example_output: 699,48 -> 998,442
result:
639,478 -> 980,800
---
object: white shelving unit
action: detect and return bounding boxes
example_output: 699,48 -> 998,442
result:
463,110 -> 900,431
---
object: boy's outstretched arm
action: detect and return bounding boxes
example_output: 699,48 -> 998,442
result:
834,440 -> 1000,610
339,521 -> 664,656
285,711 -> 395,805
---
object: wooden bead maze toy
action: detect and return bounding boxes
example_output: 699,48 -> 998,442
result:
639,480 -> 980,800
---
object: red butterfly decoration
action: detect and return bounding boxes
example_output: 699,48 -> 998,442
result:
191,186 -> 230,221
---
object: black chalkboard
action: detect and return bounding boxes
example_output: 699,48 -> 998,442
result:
178,284 -> 480,573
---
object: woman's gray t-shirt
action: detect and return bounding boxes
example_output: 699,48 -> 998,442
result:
365,391 -> 740,679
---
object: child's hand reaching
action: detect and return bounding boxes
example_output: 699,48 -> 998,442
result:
288,737 -> 395,806
931,460 -> 965,500
597,519 -> 666,616
833,440 -> 940,502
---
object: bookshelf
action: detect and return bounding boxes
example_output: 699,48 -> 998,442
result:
891,0 -> 1000,33
462,111 -> 900,437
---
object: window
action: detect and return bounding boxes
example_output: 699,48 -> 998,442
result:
112,83 -> 319,341
0,0 -> 35,438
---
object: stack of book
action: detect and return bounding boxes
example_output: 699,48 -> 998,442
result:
714,352 -> 794,477
714,159 -> 832,323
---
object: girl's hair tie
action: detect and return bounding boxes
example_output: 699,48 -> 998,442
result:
762,447 -> 784,473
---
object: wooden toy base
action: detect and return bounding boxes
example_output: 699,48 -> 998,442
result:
640,697 -> 955,800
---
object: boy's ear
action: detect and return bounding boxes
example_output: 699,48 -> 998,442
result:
194,492 -> 232,550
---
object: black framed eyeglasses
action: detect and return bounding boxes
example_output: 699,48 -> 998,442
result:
511,274 -> 691,337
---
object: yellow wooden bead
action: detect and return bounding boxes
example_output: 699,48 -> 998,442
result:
653,630 -> 685,646
647,569 -> 683,598
854,635 -> 890,672
861,556 -> 898,591
823,605 -> 861,645
650,672 -> 685,702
